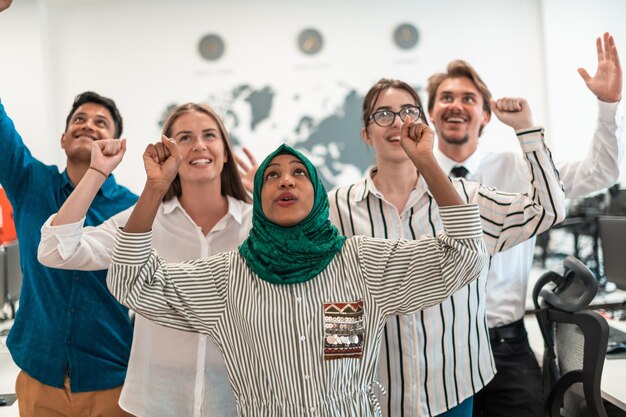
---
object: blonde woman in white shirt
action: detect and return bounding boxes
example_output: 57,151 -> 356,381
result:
38,103 -> 255,417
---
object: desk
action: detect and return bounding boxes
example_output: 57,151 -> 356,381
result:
0,320 -> 18,417
524,314 -> 626,411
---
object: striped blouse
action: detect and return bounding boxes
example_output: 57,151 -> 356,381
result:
107,205 -> 486,417
328,128 -> 565,417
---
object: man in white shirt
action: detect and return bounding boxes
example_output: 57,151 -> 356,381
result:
426,33 -> 623,416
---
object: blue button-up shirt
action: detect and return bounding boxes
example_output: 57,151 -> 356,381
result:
0,100 -> 138,392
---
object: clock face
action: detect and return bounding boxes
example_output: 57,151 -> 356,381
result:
198,34 -> 225,61
297,28 -> 324,55
393,23 -> 419,50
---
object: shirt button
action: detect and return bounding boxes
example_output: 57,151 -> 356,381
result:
304,374 -> 310,380
299,335 -> 306,342
66,339 -> 71,345
70,307 -> 75,314
310,406 -> 316,412
295,297 -> 302,303
74,276 -> 80,282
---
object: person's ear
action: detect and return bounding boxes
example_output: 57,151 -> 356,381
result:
60,133 -> 67,149
361,127 -> 371,145
481,110 -> 491,128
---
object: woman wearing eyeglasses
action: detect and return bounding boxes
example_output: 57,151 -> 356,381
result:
328,79 -> 565,417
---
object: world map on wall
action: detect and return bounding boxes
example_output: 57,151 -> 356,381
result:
160,84 -> 375,190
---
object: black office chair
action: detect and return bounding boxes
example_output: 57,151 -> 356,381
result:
533,256 -> 610,417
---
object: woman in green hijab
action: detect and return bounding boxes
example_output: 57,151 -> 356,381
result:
107,118 -> 487,417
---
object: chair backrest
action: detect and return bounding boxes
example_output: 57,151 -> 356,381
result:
533,256 -> 609,417
541,309 -> 609,417
532,256 -> 598,312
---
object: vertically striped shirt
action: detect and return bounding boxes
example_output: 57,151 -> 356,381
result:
328,128 -> 565,417
107,205 -> 487,417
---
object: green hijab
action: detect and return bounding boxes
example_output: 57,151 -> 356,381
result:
238,144 -> 346,285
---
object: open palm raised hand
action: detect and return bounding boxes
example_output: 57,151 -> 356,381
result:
235,147 -> 258,194
578,32 -> 622,103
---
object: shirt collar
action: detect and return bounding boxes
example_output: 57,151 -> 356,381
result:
356,167 -> 376,202
61,170 -> 73,189
161,194 -> 246,224
434,144 -> 484,178
354,166 -> 431,204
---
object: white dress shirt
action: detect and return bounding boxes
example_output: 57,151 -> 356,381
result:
436,99 -> 624,328
38,195 -> 252,417
106,205 -> 486,417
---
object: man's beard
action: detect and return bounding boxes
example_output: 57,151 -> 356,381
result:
440,132 -> 470,146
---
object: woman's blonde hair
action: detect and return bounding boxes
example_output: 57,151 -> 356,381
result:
161,103 -> 250,203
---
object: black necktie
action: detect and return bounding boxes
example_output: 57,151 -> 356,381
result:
450,165 -> 469,178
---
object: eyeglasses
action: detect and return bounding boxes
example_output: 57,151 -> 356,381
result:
368,106 -> 422,127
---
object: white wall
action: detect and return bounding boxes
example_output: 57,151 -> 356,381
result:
0,0 -> 624,193
0,0 -> 52,163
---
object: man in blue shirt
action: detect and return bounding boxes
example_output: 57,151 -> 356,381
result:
0,90 -> 137,416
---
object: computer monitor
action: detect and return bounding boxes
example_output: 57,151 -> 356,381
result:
4,241 -> 21,302
597,216 -> 626,290
606,188 -> 626,216
0,241 -> 21,320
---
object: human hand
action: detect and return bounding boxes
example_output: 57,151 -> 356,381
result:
0,0 -> 12,12
90,139 -> 126,176
492,97 -> 534,131
399,117 -> 435,169
235,147 -> 258,193
578,32 -> 622,103
142,135 -> 182,191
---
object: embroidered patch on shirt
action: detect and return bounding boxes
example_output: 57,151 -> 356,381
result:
323,300 -> 364,360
